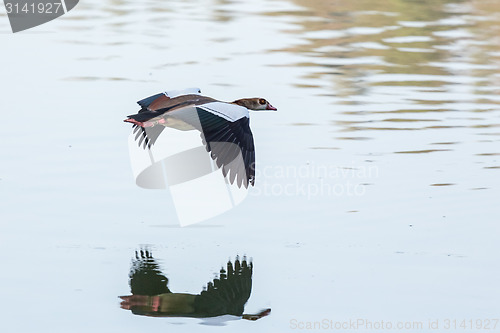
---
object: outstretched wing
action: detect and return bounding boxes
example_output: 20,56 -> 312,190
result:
129,249 -> 171,296
201,116 -> 255,188
193,256 -> 253,317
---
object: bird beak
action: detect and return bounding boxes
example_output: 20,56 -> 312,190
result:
266,104 -> 277,111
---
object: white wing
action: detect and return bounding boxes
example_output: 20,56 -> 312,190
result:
198,102 -> 249,122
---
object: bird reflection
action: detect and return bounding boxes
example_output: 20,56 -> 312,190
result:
119,250 -> 270,321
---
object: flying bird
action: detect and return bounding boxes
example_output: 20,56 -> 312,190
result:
119,249 -> 271,321
124,88 -> 277,188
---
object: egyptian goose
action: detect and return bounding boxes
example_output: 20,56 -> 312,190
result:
119,250 -> 271,321
124,89 -> 277,188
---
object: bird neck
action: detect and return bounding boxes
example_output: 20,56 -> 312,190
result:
231,99 -> 249,108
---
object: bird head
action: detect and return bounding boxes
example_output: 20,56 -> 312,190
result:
232,98 -> 277,111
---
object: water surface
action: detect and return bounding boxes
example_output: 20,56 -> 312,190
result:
0,0 -> 499,332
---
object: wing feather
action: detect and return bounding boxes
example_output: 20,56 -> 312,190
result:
193,256 -> 253,317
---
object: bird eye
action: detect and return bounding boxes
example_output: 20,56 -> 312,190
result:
259,99 -> 266,105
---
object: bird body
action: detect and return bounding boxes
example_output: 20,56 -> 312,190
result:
125,92 -> 276,128
124,89 -> 276,188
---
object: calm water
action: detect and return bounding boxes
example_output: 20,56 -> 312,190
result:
1,0 -> 499,332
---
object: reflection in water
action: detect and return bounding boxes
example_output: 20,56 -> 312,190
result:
119,250 -> 270,321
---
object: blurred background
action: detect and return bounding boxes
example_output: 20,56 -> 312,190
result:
1,0 -> 499,332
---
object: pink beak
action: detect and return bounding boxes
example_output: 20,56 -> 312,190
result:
266,103 -> 277,111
